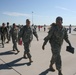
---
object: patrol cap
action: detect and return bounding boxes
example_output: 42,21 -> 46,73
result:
56,16 -> 63,22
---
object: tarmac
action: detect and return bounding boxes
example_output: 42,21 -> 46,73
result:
0,27 -> 76,75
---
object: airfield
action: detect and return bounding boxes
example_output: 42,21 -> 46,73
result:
0,26 -> 76,75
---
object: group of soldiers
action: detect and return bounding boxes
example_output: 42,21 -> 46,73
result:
0,16 -> 72,75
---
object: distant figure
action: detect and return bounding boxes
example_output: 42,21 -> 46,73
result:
42,16 -> 72,75
0,23 -> 7,48
18,19 -> 39,63
34,25 -> 37,31
6,22 -> 11,43
31,24 -> 34,30
44,24 -> 46,32
69,24 -> 72,33
31,25 -> 37,32
10,23 -> 19,54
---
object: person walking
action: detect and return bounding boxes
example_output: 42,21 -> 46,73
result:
0,23 -> 7,48
69,24 -> 72,34
44,24 -> 46,32
42,16 -> 72,75
10,23 -> 19,54
6,22 -> 11,43
18,19 -> 39,63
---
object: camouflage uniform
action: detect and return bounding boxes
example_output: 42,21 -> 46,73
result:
6,25 -> 11,43
18,25 -> 38,59
43,23 -> 71,71
10,26 -> 19,52
0,26 -> 7,47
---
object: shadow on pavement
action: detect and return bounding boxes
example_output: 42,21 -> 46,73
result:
39,68 -> 50,75
0,57 -> 32,70
0,50 -> 15,56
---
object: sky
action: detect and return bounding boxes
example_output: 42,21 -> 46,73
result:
0,0 -> 76,26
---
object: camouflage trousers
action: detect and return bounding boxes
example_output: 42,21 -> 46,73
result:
50,46 -> 62,71
24,42 -> 31,58
6,33 -> 10,42
1,35 -> 6,47
12,38 -> 18,51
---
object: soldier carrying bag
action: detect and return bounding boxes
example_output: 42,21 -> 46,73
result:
66,46 -> 74,54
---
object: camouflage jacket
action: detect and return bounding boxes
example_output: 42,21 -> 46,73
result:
18,25 -> 38,43
0,27 -> 7,36
43,23 -> 71,47
10,27 -> 19,40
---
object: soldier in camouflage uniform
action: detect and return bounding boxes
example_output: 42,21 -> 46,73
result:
10,23 -> 19,54
42,17 -> 72,75
6,22 -> 11,43
18,19 -> 38,63
0,23 -> 7,48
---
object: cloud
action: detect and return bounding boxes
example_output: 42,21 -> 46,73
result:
55,6 -> 76,13
56,6 -> 69,11
3,12 -> 31,17
3,11 -> 49,18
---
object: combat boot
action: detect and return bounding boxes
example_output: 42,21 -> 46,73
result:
17,50 -> 20,54
29,58 -> 33,63
49,66 -> 55,72
58,70 -> 63,75
2,44 -> 4,48
49,64 -> 55,72
23,56 -> 28,59
23,53 -> 28,59
13,47 -> 15,51
6,41 -> 9,43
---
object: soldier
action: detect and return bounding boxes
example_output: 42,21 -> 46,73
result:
69,24 -> 72,33
6,22 -> 11,43
44,24 -> 46,32
10,23 -> 19,54
18,19 -> 39,63
0,23 -> 7,48
42,16 -> 72,75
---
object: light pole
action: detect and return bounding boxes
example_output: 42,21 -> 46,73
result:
32,11 -> 33,25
